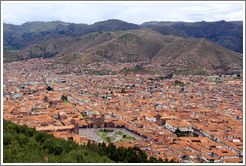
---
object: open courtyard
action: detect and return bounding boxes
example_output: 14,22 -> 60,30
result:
79,128 -> 145,143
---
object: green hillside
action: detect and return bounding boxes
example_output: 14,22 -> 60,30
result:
3,120 -> 175,163
3,120 -> 113,163
3,19 -> 139,51
142,20 -> 243,53
4,20 -> 243,54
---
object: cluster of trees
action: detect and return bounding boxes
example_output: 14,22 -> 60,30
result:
148,74 -> 174,81
174,80 -> 185,86
61,95 -> 68,102
3,120 -> 113,163
219,74 -> 241,78
120,88 -> 126,93
87,141 -> 177,163
3,120 -> 178,163
174,129 -> 199,137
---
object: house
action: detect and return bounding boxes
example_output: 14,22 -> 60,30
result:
165,119 -> 193,132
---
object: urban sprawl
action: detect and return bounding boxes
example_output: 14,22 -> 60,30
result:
3,58 -> 243,163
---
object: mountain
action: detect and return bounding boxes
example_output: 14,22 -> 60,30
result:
17,31 -> 122,60
10,28 -> 242,75
3,19 -> 140,51
18,21 -> 72,32
141,21 -> 184,28
3,19 -> 243,75
4,19 -> 243,54
15,29 -> 182,63
80,29 -> 181,63
90,19 -> 140,32
151,38 -> 243,74
141,20 -> 243,53
3,21 -> 73,50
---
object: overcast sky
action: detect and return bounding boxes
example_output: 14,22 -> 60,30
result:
2,1 -> 244,25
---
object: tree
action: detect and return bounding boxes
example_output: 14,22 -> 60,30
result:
164,74 -> 173,79
61,95 -> 68,101
6,140 -> 24,162
148,156 -> 157,163
120,88 -> 126,93
4,120 -> 179,163
170,159 -> 175,163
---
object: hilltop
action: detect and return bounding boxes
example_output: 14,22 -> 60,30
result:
3,19 -> 139,51
141,20 -> 243,53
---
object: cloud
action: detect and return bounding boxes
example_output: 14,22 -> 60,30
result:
2,1 -> 244,25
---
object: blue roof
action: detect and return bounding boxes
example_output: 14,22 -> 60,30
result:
27,82 -> 34,84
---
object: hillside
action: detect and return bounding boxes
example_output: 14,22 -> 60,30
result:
3,21 -> 81,50
16,31 -> 122,61
4,27 -> 243,75
3,120 -> 175,163
3,120 -> 113,163
151,38 -> 243,74
15,29 -> 181,63
3,19 -> 140,51
4,19 -> 243,54
81,29 -> 181,63
142,20 -> 243,53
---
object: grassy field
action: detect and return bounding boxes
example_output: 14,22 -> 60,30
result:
115,131 -> 136,141
102,136 -> 115,143
99,129 -> 114,133
116,140 -> 127,142
123,135 -> 136,141
173,82 -> 185,86
96,132 -> 107,136
115,131 -> 126,136
179,69 -> 205,75
96,130 -> 136,142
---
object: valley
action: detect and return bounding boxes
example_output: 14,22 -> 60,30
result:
2,18 -> 244,163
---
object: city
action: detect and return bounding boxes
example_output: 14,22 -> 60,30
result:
2,1 -> 244,164
3,58 -> 243,163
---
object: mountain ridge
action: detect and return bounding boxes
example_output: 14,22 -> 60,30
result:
4,28 -> 242,75
3,19 -> 243,53
3,19 -> 243,75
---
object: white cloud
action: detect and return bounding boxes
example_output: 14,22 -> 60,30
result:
2,1 -> 244,25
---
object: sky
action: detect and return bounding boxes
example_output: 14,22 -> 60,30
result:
2,1 -> 245,25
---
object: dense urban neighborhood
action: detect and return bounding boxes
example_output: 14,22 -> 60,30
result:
3,58 -> 243,163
